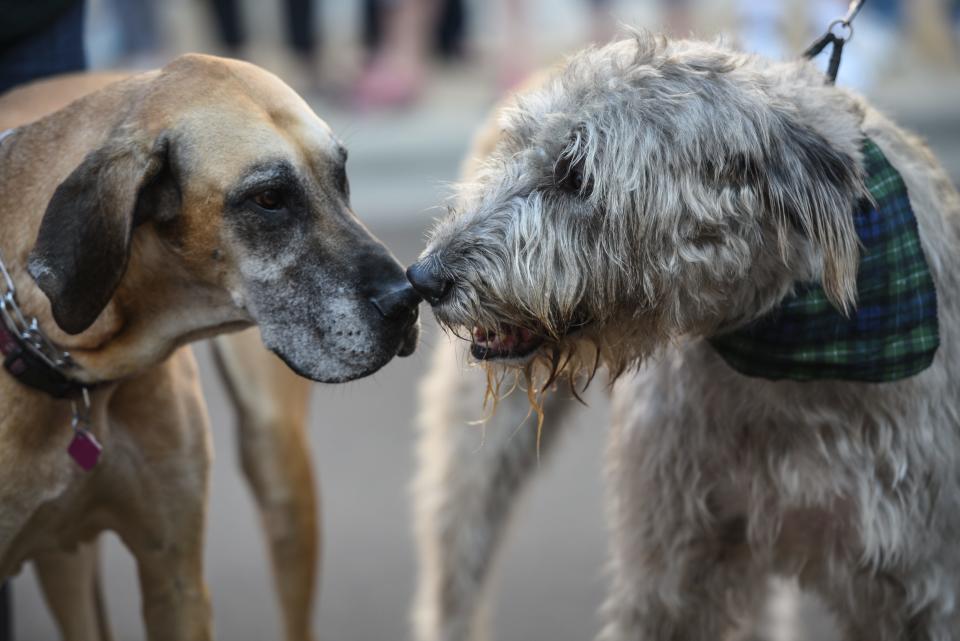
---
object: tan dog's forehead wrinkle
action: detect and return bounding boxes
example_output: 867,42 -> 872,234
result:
174,109 -> 293,184
285,120 -> 345,199
183,53 -> 343,166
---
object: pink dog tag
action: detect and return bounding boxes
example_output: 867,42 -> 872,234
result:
68,430 -> 102,471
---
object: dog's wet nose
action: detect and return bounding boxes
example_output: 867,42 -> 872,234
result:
406,262 -> 452,305
370,283 -> 422,321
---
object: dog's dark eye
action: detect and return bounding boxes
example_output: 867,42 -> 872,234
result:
554,153 -> 588,194
252,189 -> 284,211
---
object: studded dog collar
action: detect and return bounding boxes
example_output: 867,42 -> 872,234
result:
709,137 -> 940,383
0,128 -> 102,469
0,255 -> 86,399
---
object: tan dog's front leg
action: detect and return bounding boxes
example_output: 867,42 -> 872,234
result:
128,517 -> 211,641
108,349 -> 214,641
212,330 -> 317,641
33,541 -> 114,641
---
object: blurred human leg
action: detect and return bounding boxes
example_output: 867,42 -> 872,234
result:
285,0 -> 318,57
660,0 -> 693,37
355,0 -> 439,109
0,6 -> 87,634
435,0 -> 467,59
588,0 -> 617,44
207,0 -> 246,54
496,0 -> 531,92
907,0 -> 959,65
0,0 -> 86,93
283,0 -> 323,91
105,0 -> 161,64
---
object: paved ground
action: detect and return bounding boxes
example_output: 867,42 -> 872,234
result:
10,3 -> 960,637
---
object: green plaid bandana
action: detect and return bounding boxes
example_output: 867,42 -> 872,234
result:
708,138 -> 939,382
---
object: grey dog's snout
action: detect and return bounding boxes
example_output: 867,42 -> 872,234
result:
370,283 -> 422,321
406,261 -> 452,305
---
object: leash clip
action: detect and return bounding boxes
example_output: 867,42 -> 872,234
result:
803,0 -> 867,84
70,387 -> 91,429
827,18 -> 855,44
841,0 -> 867,27
68,387 -> 101,471
827,0 -> 865,44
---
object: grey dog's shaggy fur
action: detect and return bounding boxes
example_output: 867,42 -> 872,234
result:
412,34 -> 960,641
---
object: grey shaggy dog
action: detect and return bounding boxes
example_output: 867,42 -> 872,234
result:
409,34 -> 960,641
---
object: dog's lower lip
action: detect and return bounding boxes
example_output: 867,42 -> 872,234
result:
398,325 -> 419,357
470,324 -> 543,360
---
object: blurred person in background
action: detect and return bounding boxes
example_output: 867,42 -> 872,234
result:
660,0 -> 693,35
494,0 -> 617,93
905,0 -> 959,67
0,0 -> 86,94
431,0 -> 469,60
363,0 -> 467,61
355,0 -> 620,109
353,0 -> 439,109
733,0 -> 957,90
207,0 -> 320,85
589,0 -> 618,42
731,0 -> 884,88
0,3 -> 87,634
102,0 -> 161,68
496,0 -> 610,91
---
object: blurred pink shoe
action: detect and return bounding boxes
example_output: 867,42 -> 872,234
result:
354,58 -> 425,111
497,55 -> 532,95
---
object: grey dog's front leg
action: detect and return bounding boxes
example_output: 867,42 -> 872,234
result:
412,337 -> 576,641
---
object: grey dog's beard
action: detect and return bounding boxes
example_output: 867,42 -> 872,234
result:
465,336 -> 603,459
463,331 -> 600,401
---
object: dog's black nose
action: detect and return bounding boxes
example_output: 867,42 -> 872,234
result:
406,262 -> 452,305
370,283 -> 422,321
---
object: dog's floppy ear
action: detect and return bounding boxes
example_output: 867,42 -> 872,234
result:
28,133 -> 173,334
763,114 -> 864,314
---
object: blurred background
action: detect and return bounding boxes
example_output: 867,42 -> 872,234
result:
3,0 -> 958,639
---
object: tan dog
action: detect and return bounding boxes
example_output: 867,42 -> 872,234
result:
0,55 -> 419,641
3,72 -> 323,641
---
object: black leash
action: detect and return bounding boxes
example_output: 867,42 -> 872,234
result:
803,0 -> 867,84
